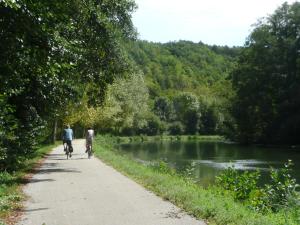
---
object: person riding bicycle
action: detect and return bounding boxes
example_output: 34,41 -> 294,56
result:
63,125 -> 74,155
85,127 -> 94,153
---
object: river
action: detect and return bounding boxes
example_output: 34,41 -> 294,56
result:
117,140 -> 300,186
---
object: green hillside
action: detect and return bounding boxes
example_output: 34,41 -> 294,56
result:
108,40 -> 240,136
126,40 -> 238,98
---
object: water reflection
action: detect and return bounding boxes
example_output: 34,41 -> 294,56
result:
117,141 -> 300,186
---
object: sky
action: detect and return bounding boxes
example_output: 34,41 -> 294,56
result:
132,0 -> 298,46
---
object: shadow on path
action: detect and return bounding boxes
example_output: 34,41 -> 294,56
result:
22,208 -> 49,213
28,178 -> 55,183
37,168 -> 81,174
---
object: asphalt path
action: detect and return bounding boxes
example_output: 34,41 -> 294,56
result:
17,139 -> 206,225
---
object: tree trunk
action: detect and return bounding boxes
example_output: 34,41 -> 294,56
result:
53,119 -> 58,143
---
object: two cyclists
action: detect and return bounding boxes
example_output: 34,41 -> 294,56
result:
62,125 -> 94,158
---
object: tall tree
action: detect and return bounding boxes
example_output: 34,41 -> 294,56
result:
232,2 -> 300,144
173,92 -> 200,134
153,96 -> 175,122
97,73 -> 149,134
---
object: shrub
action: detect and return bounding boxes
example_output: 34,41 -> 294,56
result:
139,115 -> 166,136
257,160 -> 300,212
151,161 -> 176,175
217,160 -> 300,213
168,122 -> 184,135
216,166 -> 260,200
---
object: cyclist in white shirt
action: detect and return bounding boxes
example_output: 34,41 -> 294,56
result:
85,127 -> 94,153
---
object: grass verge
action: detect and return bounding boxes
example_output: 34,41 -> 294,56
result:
116,135 -> 225,143
0,143 -> 59,225
93,135 -> 299,225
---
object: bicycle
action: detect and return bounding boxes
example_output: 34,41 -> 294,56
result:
86,142 -> 93,159
64,142 -> 72,159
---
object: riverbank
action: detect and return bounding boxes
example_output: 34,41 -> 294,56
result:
0,143 -> 59,225
94,135 -> 299,225
115,135 -> 225,143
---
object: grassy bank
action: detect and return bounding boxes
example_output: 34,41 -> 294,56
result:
93,135 -> 299,225
116,135 -> 224,143
0,143 -> 59,224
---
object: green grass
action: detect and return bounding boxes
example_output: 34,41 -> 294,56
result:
116,135 -> 225,143
0,143 -> 59,224
93,135 -> 299,225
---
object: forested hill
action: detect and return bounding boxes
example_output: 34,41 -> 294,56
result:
126,40 -> 239,98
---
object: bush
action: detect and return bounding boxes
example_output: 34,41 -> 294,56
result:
168,122 -> 184,135
139,114 -> 166,136
256,160 -> 300,212
216,166 -> 260,200
121,127 -> 136,136
150,161 -> 176,175
216,160 -> 300,213
0,97 -> 45,171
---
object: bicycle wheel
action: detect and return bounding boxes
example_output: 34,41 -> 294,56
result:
66,145 -> 69,159
88,145 -> 92,159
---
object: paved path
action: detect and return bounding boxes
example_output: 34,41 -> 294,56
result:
17,140 -> 206,225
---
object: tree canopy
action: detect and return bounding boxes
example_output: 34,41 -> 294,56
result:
0,0 -> 136,170
231,2 -> 300,144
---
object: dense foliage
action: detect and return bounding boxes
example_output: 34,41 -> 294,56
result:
126,40 -> 237,97
0,0 -> 136,170
80,40 -> 238,136
216,160 -> 300,214
216,166 -> 260,201
105,40 -> 238,136
232,2 -> 300,144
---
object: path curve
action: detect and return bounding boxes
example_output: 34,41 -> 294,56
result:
17,139 -> 206,225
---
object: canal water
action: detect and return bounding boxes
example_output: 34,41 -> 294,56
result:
117,140 -> 300,186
